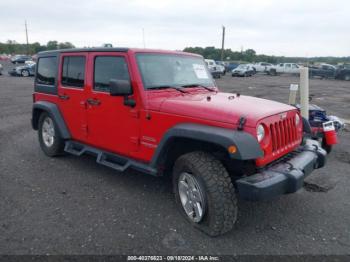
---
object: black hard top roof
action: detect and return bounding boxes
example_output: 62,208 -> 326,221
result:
37,47 -> 129,56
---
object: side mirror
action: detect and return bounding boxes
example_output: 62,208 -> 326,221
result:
109,79 -> 132,96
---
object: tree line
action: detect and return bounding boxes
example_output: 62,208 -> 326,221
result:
183,46 -> 350,65
1,41 -> 349,65
0,40 -> 75,55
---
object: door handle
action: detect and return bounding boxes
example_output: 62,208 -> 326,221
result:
58,94 -> 70,100
86,98 -> 101,106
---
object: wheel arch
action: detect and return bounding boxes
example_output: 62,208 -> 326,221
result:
150,123 -> 263,174
32,101 -> 71,139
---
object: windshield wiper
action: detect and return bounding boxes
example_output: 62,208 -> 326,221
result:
148,85 -> 187,93
181,84 -> 216,92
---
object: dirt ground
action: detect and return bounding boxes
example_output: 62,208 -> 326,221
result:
0,60 -> 350,255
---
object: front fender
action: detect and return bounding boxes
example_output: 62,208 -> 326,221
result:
150,123 -> 263,167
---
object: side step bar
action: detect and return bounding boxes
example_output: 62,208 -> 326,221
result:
64,141 -> 157,176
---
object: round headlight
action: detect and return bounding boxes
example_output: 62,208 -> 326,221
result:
295,114 -> 300,126
257,124 -> 265,142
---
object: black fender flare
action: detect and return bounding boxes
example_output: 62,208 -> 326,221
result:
150,123 -> 263,167
31,101 -> 71,139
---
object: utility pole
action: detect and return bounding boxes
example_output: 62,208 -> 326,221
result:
25,20 -> 29,55
220,26 -> 225,61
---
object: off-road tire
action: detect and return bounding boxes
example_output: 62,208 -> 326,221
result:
38,112 -> 65,157
173,151 -> 238,237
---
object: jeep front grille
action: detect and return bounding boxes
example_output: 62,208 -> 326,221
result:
269,117 -> 298,152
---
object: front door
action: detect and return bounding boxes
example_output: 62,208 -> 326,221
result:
85,52 -> 140,157
57,53 -> 88,142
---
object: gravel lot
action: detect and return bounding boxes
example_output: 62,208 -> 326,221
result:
0,61 -> 350,255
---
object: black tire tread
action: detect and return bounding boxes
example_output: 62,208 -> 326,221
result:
173,151 -> 237,236
38,112 -> 65,157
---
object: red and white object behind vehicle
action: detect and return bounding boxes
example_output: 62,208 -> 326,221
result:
323,121 -> 338,145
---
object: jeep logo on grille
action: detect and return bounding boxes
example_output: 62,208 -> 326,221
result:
280,113 -> 287,119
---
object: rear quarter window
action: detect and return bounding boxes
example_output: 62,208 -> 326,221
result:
36,57 -> 57,86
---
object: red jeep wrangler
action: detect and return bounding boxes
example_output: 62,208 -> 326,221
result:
32,48 -> 327,236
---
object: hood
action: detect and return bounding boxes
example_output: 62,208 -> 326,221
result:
148,91 -> 296,127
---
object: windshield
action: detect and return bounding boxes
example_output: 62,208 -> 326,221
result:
237,65 -> 248,69
136,53 -> 215,89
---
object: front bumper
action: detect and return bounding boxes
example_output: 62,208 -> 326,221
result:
236,139 -> 327,201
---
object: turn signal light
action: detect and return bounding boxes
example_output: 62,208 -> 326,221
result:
228,145 -> 237,154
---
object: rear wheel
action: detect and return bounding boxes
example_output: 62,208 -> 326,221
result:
173,151 -> 238,236
38,112 -> 65,156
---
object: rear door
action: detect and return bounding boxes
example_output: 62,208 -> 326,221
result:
291,63 -> 299,74
85,52 -> 140,156
57,53 -> 88,142
285,63 -> 292,73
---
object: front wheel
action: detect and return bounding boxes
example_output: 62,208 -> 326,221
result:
173,151 -> 238,236
270,69 -> 277,76
38,112 -> 65,156
21,69 -> 29,77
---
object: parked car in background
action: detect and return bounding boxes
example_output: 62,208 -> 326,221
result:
309,64 -> 337,79
10,55 -> 32,64
8,62 -> 36,77
269,63 -> 300,75
204,59 -> 222,78
0,54 -> 10,61
253,62 -> 273,73
226,62 -> 239,72
215,61 -> 227,75
335,64 -> 350,81
231,64 -> 255,77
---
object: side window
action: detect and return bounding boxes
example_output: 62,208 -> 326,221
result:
94,56 -> 130,92
61,56 -> 86,88
292,64 -> 298,68
36,57 -> 57,86
286,64 -> 292,68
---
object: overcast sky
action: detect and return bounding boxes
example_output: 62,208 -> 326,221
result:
1,0 -> 349,57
